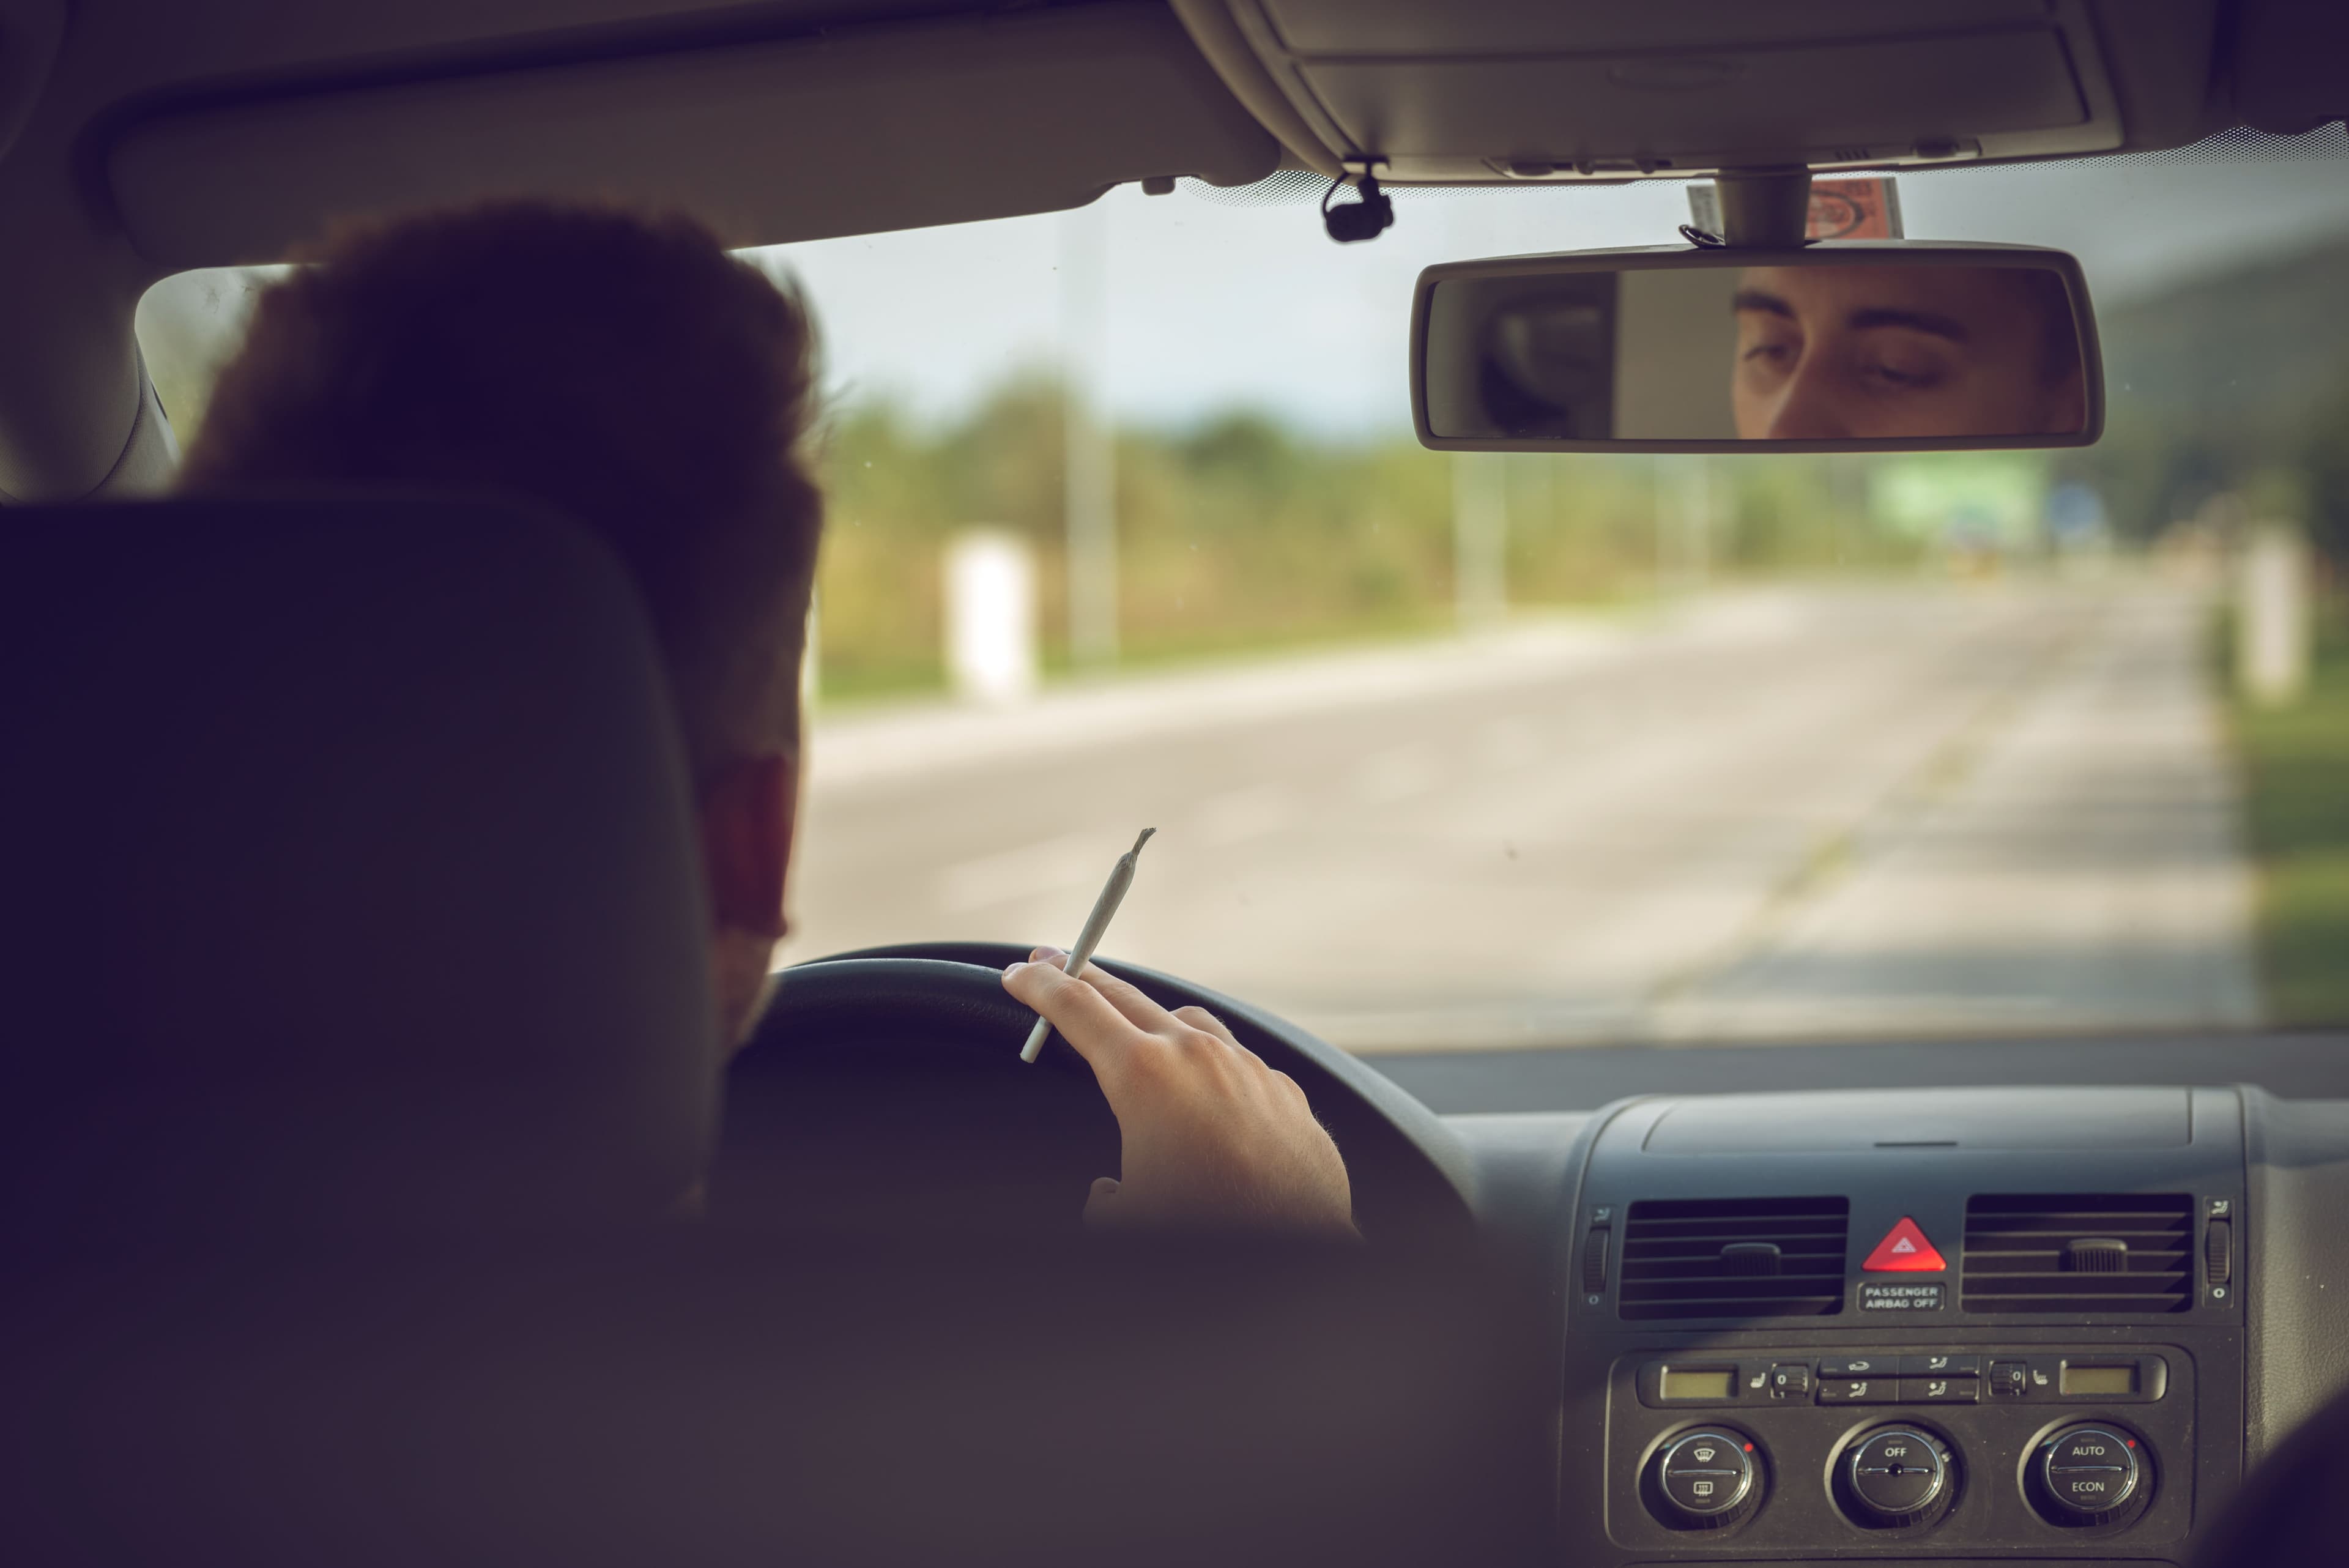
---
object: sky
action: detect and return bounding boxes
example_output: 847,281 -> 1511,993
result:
140,154 -> 2349,444
749,156 -> 2349,439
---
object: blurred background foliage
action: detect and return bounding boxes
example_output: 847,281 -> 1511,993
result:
817,387 -> 1935,701
820,230 -> 2349,702
2061,232 -> 2349,569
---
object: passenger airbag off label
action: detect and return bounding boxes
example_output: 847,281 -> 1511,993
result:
1860,1281 -> 1945,1310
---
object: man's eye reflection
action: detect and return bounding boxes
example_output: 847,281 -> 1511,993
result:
1726,264 -> 2085,440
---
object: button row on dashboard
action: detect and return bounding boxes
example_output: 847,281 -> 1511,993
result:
1819,1355 -> 1981,1377
1802,1354 -> 1991,1405
1819,1375 -> 1982,1405
1642,1352 -> 2165,1410
1802,1354 -> 2046,1406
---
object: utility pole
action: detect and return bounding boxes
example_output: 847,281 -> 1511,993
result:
1453,452 -> 1508,630
1657,455 -> 1710,595
1683,455 -> 1711,589
1060,203 -> 1117,672
1652,455 -> 1671,598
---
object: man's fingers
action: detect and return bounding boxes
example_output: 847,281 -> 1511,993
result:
1170,1003 -> 1236,1044
1172,1004 -> 1265,1065
1027,946 -> 1182,1036
1082,1175 -> 1122,1227
1075,962 -> 1186,1035
1003,960 -> 1145,1073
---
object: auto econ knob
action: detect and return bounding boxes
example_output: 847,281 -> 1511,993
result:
1644,1429 -> 1761,1529
1836,1427 -> 1955,1529
2032,1425 -> 2143,1525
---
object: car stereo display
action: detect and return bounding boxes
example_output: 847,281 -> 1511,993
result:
1659,1367 -> 1737,1401
2060,1364 -> 2140,1396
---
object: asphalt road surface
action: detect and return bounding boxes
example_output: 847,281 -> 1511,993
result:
777,576 -> 2261,1053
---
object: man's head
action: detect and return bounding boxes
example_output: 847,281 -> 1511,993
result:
179,201 -> 823,1046
1729,263 -> 2085,441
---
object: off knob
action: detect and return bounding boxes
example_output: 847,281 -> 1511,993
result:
1837,1427 -> 1956,1529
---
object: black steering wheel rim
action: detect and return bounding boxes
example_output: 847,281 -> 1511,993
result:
748,956 -> 1093,1072
715,946 -> 1475,1246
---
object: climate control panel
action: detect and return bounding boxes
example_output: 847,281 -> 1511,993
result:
1612,1345 -> 2199,1555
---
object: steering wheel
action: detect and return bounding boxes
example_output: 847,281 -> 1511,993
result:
713,943 -> 1475,1246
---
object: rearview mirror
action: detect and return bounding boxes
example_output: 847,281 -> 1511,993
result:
1412,244 -> 2101,453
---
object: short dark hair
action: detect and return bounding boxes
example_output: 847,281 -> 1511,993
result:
178,200 -> 823,780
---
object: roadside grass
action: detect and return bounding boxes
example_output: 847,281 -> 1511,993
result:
2228,595 -> 2349,1024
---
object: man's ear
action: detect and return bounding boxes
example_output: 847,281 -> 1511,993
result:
697,751 -> 798,940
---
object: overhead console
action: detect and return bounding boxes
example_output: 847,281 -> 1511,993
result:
1172,0 -> 2224,182
1558,1087 -> 2244,1564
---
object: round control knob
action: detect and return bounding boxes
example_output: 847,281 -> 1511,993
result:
1645,1429 -> 1760,1529
2034,1425 -> 2142,1525
1838,1427 -> 1953,1529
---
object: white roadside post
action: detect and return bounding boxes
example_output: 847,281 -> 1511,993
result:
1453,451 -> 1508,631
1682,456 -> 1712,589
1650,455 -> 1711,598
945,530 -> 1039,706
2238,524 -> 2310,707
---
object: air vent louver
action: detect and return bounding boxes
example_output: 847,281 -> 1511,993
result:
1961,1195 -> 2194,1314
1619,1197 -> 1849,1320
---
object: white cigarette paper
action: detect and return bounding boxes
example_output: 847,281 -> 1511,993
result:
1019,827 -> 1156,1063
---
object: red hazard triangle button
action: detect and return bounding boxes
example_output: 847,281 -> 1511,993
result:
1862,1216 -> 1947,1273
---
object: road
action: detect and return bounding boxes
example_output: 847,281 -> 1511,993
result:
776,576 -> 2262,1052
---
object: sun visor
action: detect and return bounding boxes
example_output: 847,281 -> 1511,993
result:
105,2 -> 1278,272
1173,0 -> 2222,183
2228,0 -> 2349,135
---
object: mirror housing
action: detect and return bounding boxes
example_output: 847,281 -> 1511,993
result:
1412,242 -> 2102,453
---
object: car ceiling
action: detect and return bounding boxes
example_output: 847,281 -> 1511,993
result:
0,0 -> 2342,506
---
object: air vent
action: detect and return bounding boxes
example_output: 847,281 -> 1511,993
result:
1961,1195 -> 2194,1314
1619,1197 -> 1849,1320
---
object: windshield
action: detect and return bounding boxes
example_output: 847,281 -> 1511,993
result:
139,149 -> 2349,1054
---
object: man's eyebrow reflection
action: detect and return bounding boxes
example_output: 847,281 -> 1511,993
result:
1844,307 -> 1972,343
1731,288 -> 1792,319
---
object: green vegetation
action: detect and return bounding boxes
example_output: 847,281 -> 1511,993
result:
2062,232 -> 2349,557
2123,231 -> 2349,1024
2229,600 -> 2349,1024
817,237 -> 2349,704
816,376 -> 1935,699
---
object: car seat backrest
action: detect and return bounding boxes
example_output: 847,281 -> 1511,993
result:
0,497 -> 720,1250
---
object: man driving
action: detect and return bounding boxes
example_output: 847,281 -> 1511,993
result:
1729,263 -> 2086,440
175,199 -> 1356,1238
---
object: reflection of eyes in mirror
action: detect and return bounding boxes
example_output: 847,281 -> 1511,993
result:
1734,300 -> 1962,404
1421,260 -> 2090,445
1727,266 -> 2084,440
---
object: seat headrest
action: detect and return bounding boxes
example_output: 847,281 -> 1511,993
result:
0,498 -> 720,1249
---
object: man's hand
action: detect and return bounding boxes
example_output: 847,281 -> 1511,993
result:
1003,948 -> 1357,1238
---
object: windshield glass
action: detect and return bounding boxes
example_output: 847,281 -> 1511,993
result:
139,149 -> 2349,1054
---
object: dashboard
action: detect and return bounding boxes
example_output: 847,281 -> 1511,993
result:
1444,1083 -> 2349,1567
755,950 -> 2349,1563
